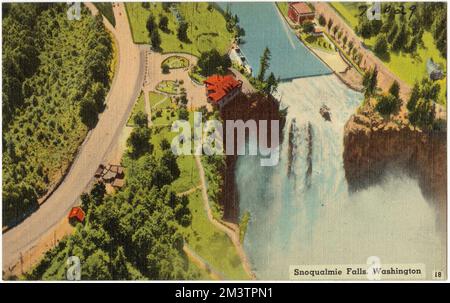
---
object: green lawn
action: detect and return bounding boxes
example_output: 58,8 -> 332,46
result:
302,34 -> 335,52
276,2 -> 289,19
127,91 -> 146,127
152,108 -> 177,126
182,191 -> 249,280
162,56 -> 190,69
146,101 -> 248,280
150,111 -> 199,193
149,91 -> 169,108
93,2 -> 116,27
187,258 -> 212,280
189,67 -> 207,84
330,3 -> 447,104
125,2 -> 233,56
330,2 -> 362,29
383,31 -> 447,104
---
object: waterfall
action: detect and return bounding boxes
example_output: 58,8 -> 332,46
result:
236,75 -> 444,280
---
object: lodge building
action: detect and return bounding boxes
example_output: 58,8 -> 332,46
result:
288,2 -> 315,25
204,74 -> 242,109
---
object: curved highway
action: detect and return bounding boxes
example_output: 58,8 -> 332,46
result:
3,3 -> 145,271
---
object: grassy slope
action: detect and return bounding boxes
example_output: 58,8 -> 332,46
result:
276,2 -> 289,18
182,191 -> 249,280
149,91 -> 168,107
125,2 -> 232,56
330,2 -> 362,29
150,111 -> 199,193
127,91 -> 146,127
331,2 -> 447,104
386,31 -> 447,103
93,2 -> 116,27
149,108 -> 247,279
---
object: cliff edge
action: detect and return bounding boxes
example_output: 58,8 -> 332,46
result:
343,103 -> 447,216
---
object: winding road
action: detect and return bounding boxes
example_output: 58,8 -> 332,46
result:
3,3 -> 145,272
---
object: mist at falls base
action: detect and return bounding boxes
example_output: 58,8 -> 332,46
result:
235,75 -> 445,280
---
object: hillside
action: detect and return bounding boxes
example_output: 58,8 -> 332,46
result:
2,3 -> 113,224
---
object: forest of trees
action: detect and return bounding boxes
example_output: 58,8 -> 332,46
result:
197,49 -> 232,76
357,2 -> 446,57
27,122 -> 196,280
407,78 -> 441,129
2,3 -> 113,224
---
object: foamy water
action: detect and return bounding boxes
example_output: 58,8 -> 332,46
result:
236,75 -> 445,280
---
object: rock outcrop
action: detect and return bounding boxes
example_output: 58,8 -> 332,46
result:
344,107 -> 447,215
220,92 -> 283,222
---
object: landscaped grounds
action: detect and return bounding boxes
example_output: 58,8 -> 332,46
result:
125,2 -> 233,56
156,80 -> 179,95
162,56 -> 190,69
127,91 -> 146,127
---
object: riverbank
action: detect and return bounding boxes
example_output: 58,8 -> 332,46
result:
313,2 -> 412,100
274,2 -> 363,92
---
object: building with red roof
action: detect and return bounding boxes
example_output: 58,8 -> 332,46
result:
68,206 -> 85,223
204,74 -> 242,109
288,2 -> 315,25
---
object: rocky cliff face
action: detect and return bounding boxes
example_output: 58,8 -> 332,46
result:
343,107 -> 447,215
220,92 -> 283,222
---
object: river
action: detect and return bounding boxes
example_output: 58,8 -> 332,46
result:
226,3 -> 444,280
218,2 -> 331,80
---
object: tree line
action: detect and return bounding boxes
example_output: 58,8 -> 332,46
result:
27,112 -> 196,280
363,67 -> 441,130
357,3 -> 446,58
145,4 -> 189,51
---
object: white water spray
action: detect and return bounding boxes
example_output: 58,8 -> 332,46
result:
236,75 -> 444,280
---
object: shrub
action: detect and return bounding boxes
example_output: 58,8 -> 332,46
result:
375,94 -> 400,115
162,64 -> 170,74
318,14 -> 326,27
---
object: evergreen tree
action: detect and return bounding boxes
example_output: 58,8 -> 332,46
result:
161,150 -> 180,180
389,80 -> 400,98
83,250 -> 112,280
159,15 -> 169,32
387,22 -> 398,43
436,29 -> 447,57
373,35 -> 388,57
112,247 -> 130,280
150,29 -> 161,50
358,20 -> 372,39
146,14 -> 156,34
127,126 -> 152,158
362,67 -> 378,97
197,49 -> 231,76
318,14 -> 326,27
392,24 -> 407,51
257,47 -> 271,82
327,18 -> 333,31
375,94 -> 400,115
407,82 -> 420,112
133,111 -> 148,128
177,22 -> 189,42
263,72 -> 279,95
